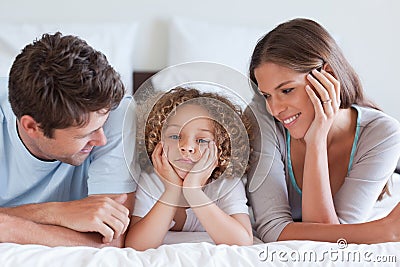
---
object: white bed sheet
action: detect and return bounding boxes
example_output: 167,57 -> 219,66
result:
1,232 -> 399,267
1,176 -> 399,267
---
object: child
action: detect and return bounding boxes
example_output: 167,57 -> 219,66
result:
125,87 -> 253,250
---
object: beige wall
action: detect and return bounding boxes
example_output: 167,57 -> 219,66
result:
1,0 -> 399,119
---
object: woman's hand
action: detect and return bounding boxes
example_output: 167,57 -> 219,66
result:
183,141 -> 218,188
304,69 -> 341,145
152,142 -> 183,189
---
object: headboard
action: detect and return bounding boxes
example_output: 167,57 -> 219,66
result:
133,71 -> 157,94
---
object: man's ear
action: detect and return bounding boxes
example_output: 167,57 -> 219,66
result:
19,115 -> 42,137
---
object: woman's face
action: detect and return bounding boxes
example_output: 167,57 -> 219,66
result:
254,62 -> 315,139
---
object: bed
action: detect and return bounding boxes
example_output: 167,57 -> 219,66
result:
1,230 -> 399,266
1,179 -> 400,266
1,19 -> 400,267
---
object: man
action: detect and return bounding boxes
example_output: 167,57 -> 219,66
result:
0,32 -> 138,247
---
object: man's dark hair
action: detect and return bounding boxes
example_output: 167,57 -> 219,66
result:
8,32 -> 125,138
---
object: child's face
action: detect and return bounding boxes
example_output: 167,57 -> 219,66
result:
162,103 -> 216,178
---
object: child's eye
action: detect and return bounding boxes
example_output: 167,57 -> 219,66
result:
282,88 -> 294,94
169,134 -> 180,140
197,138 -> 210,144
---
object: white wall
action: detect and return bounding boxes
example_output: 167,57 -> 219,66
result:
1,0 -> 399,119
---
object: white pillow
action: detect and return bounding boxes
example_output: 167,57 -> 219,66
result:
149,62 -> 255,109
168,17 -> 268,76
0,23 -> 137,93
153,18 -> 269,107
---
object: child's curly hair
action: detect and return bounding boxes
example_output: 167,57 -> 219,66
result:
143,87 -> 252,180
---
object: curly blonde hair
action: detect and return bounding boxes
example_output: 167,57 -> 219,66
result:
142,87 -> 251,180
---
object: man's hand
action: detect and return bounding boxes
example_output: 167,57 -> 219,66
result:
55,194 -> 130,243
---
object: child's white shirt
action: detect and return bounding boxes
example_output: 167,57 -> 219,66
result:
133,171 -> 249,232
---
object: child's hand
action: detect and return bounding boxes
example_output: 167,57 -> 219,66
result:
152,142 -> 183,189
183,141 -> 218,188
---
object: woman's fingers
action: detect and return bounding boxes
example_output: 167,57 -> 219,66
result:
321,69 -> 341,110
305,85 -> 325,118
307,69 -> 339,116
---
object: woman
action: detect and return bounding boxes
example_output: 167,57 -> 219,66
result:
247,18 -> 400,243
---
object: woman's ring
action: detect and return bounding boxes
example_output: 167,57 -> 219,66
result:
322,99 -> 332,104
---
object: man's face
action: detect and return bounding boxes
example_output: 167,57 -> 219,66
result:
31,110 -> 109,166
